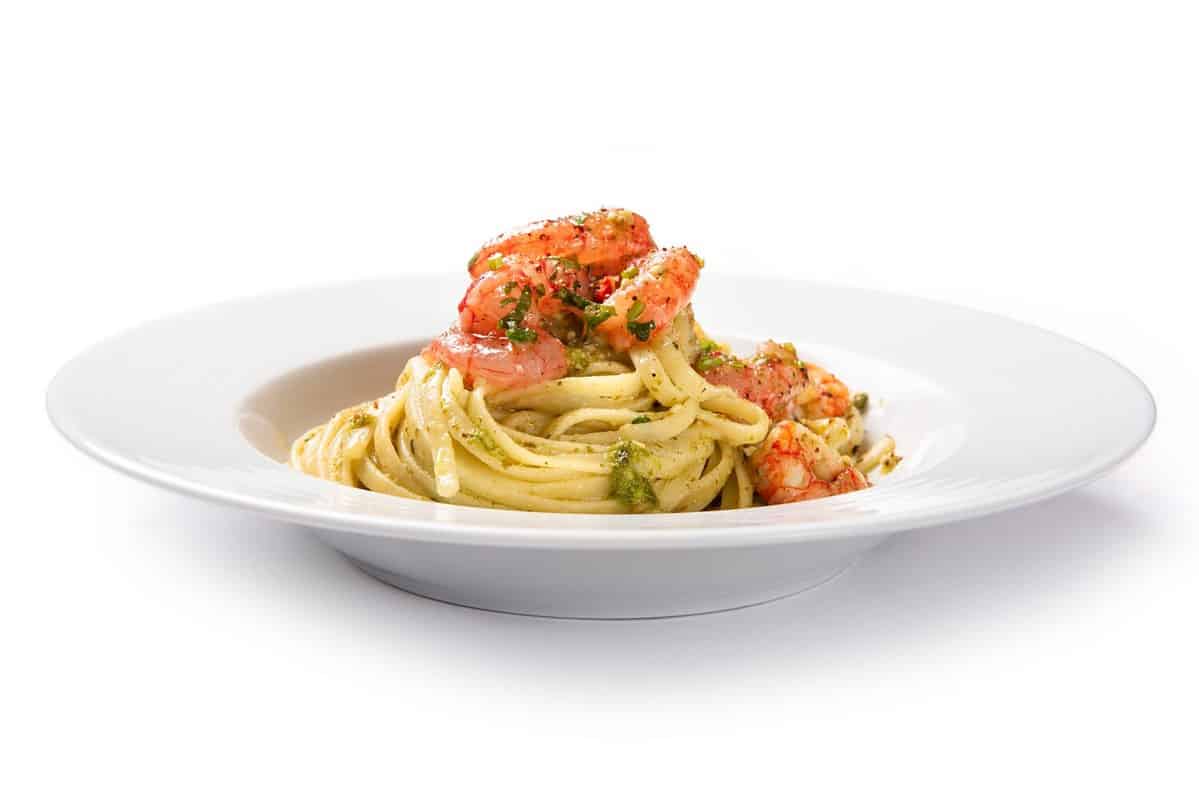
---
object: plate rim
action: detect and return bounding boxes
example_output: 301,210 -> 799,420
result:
46,274 -> 1157,550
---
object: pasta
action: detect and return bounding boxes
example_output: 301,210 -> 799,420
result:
290,208 -> 900,512
293,317 -> 769,512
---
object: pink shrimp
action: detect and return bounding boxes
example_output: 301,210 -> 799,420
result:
593,247 -> 703,351
749,421 -> 870,505
700,341 -> 852,421
457,254 -> 591,336
468,208 -> 656,279
796,363 -> 852,419
422,327 -> 567,391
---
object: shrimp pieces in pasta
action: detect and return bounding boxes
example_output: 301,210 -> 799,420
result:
794,363 -> 851,419
458,254 -> 592,336
468,208 -> 655,279
749,421 -> 870,504
700,340 -> 852,421
594,247 -> 703,351
423,327 -> 567,391
295,207 -> 900,514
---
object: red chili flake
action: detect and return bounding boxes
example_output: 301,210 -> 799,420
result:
592,274 -> 620,303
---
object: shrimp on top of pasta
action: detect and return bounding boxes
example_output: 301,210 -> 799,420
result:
291,208 -> 901,513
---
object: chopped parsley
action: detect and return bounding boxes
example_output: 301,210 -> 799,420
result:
694,340 -> 744,372
497,285 -> 537,343
630,415 -> 651,424
584,305 -> 615,329
505,327 -> 538,343
625,300 -> 655,342
554,288 -> 590,310
554,287 -> 617,333
486,254 -> 505,272
569,213 -> 588,226
627,320 -> 655,342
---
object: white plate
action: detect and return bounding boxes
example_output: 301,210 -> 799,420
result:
47,275 -> 1155,618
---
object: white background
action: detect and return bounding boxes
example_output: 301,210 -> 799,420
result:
3,1 -> 1197,798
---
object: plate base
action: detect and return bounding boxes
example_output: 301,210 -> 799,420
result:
341,549 -> 865,620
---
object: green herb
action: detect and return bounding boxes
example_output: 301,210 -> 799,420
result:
630,415 -> 651,424
569,214 -> 588,226
584,305 -> 615,329
498,285 -> 531,328
554,288 -> 590,310
554,287 -> 616,332
486,254 -> 505,272
609,441 -> 657,510
627,319 -> 655,342
620,265 -> 639,282
497,286 -> 537,343
505,327 -> 538,343
499,297 -> 516,306
695,341 -> 746,372
625,299 -> 654,341
852,392 -> 869,412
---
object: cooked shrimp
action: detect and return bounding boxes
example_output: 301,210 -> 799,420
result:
423,327 -> 567,391
699,341 -> 852,421
699,342 -> 803,422
593,247 -> 703,351
468,208 -> 655,278
749,420 -> 870,505
458,254 -> 591,336
795,363 -> 851,419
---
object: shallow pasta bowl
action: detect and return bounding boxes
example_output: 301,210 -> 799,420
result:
46,275 -> 1155,618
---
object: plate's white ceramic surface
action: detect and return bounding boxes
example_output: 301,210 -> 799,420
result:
47,276 -> 1155,617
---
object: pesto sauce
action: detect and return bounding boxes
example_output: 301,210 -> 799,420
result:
347,411 -> 376,429
564,339 -> 623,375
566,347 -> 591,373
466,427 -> 506,462
608,440 -> 657,511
